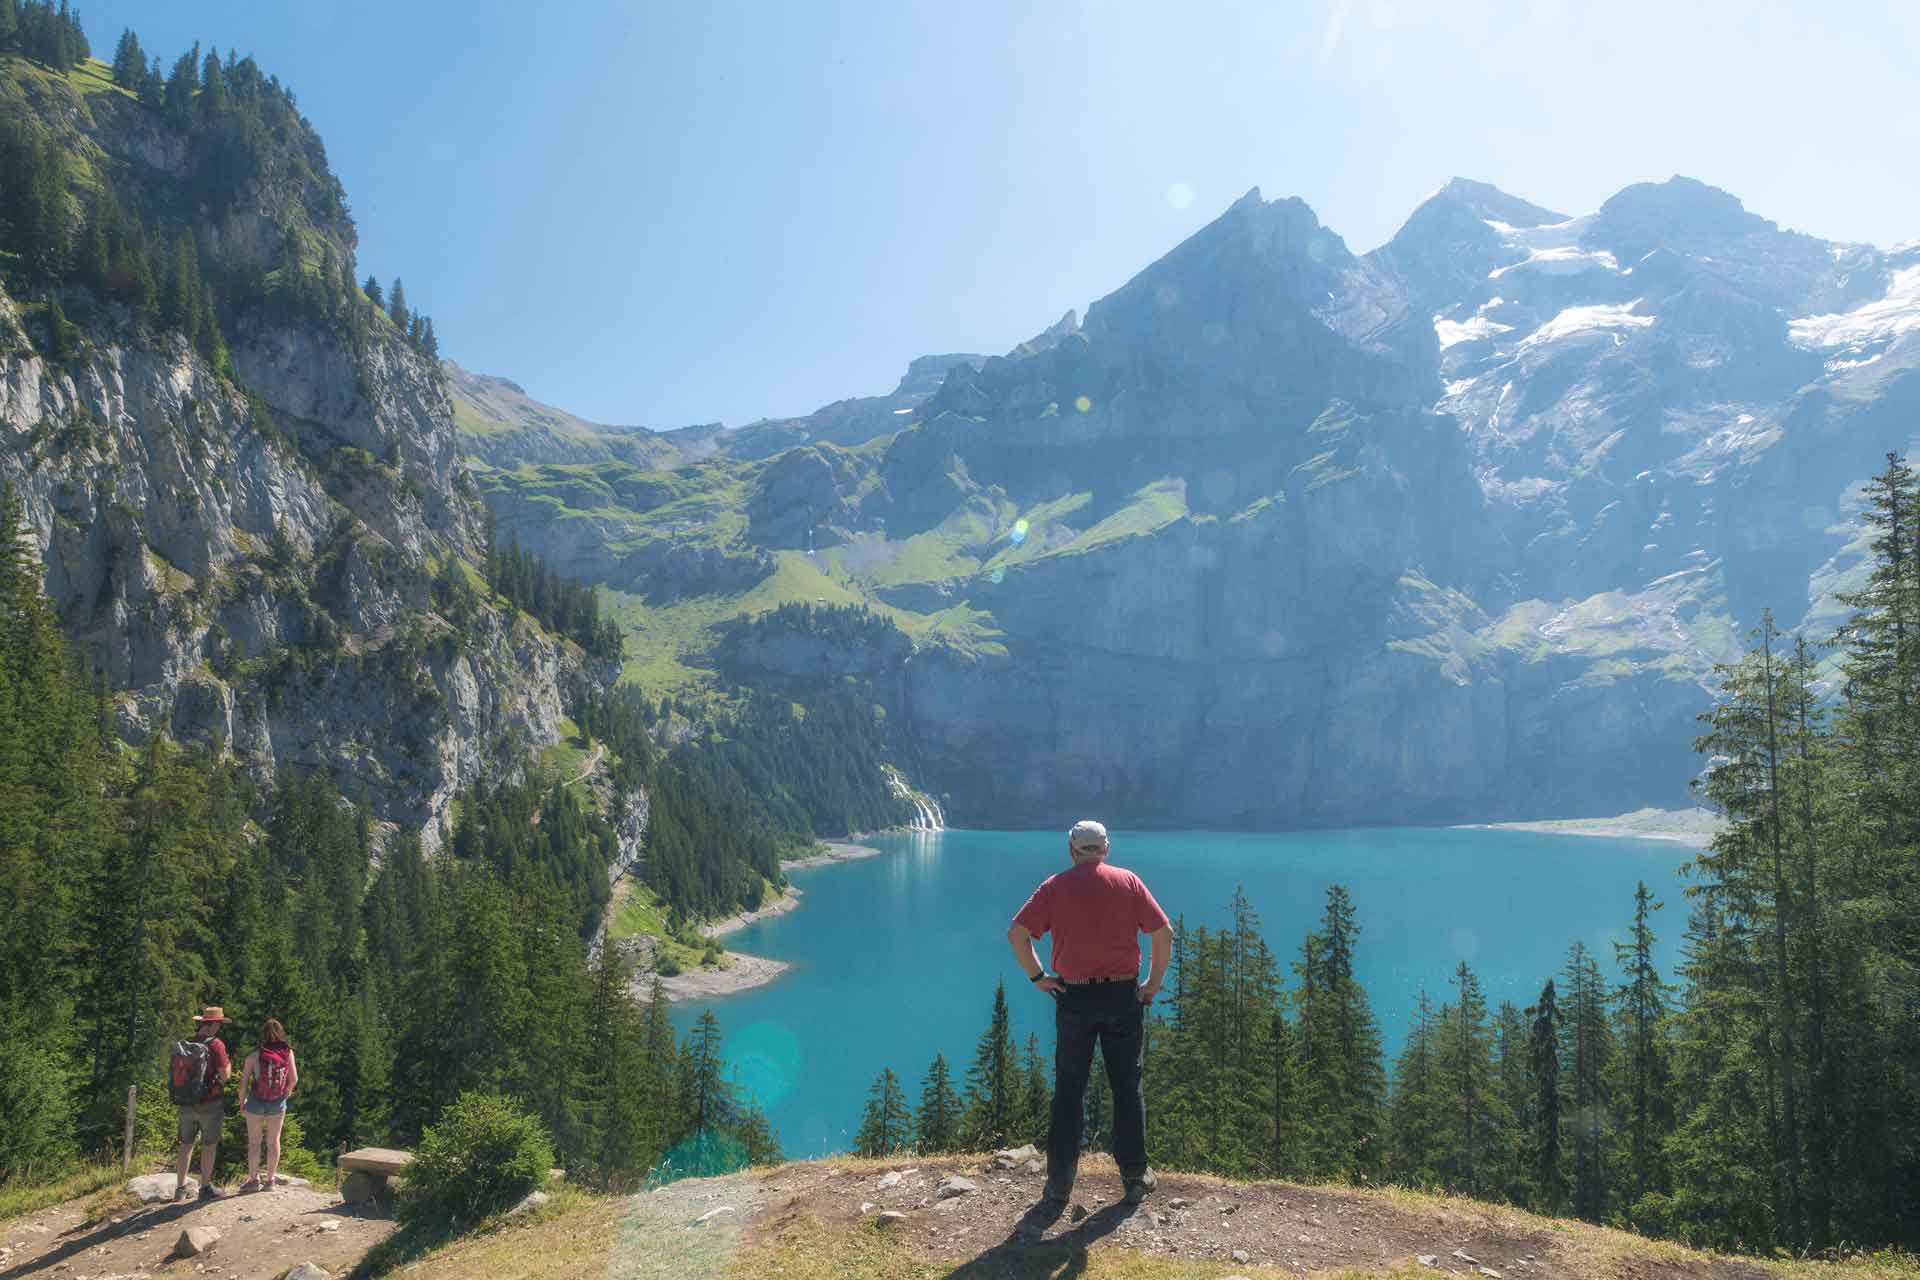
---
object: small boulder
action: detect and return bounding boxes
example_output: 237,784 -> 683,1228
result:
859,1202 -> 875,1214
1023,1160 -> 1042,1174
314,1220 -> 342,1233
173,1225 -> 221,1258
1232,1248 -> 1251,1263
935,1176 -> 977,1200
876,1171 -> 903,1190
280,1265 -> 332,1280
1453,1249 -> 1481,1265
991,1144 -> 1039,1169
875,1210 -> 908,1228
1418,1257 -> 1440,1269
508,1190 -> 550,1217
127,1174 -> 192,1203
1169,1197 -> 1191,1209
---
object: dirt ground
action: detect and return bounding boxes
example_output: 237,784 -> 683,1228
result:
620,1154 -> 1776,1280
0,1172 -> 393,1280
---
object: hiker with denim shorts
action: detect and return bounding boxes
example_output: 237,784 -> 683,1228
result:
171,1006 -> 232,1202
237,1017 -> 298,1192
1006,820 -> 1173,1206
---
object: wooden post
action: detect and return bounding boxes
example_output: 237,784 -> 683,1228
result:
122,1084 -> 137,1172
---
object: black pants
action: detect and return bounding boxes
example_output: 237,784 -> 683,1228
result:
1047,980 -> 1148,1186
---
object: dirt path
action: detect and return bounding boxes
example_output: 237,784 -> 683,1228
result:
568,742 -> 606,788
608,1155 -> 1775,1280
0,1173 -> 392,1280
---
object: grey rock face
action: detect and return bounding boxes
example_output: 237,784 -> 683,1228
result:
0,299 -> 585,845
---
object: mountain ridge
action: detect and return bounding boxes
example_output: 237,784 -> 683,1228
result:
469,175 -> 1919,828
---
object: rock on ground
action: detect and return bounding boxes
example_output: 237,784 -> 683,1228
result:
173,1224 -> 221,1257
280,1264 -> 332,1280
126,1173 -> 193,1202
936,1176 -> 978,1199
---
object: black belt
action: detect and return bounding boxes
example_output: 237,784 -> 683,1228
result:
1062,976 -> 1136,985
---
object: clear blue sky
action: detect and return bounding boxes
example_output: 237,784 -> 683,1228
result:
77,1 -> 1920,428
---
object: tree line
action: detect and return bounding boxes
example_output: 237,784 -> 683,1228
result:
483,524 -> 623,661
0,482 -> 777,1189
0,0 -> 88,73
2,17 -> 441,377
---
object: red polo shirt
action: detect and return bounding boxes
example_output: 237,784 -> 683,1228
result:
1012,859 -> 1169,980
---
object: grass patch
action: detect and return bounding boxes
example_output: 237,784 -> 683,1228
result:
453,395 -> 517,438
0,1161 -> 123,1225
1004,478 -> 1187,564
607,880 -> 721,974
610,552 -> 869,697
731,1207 -> 1305,1278
537,715 -> 591,781
350,1183 -> 611,1279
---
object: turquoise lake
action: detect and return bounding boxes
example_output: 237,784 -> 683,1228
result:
670,827 -> 1695,1160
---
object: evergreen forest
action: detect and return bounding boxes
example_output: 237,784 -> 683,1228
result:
0,482 -> 778,1190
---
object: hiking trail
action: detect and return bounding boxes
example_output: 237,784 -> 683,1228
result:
0,1171 -> 392,1280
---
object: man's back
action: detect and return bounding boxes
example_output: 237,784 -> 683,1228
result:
1017,859 -> 1165,980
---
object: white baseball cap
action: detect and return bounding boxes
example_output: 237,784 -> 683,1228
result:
1068,820 -> 1109,854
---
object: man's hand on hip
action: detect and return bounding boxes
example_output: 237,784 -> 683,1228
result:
1136,980 -> 1161,1005
1035,975 -> 1066,996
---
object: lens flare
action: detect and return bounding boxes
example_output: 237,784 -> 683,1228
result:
1010,518 -> 1029,546
990,567 -> 1006,585
1074,395 -> 1092,413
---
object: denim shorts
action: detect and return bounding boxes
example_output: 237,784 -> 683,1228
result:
244,1096 -> 289,1117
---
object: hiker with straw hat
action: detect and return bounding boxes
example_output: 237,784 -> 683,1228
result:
170,1006 -> 233,1203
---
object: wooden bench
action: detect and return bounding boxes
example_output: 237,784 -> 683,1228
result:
337,1147 -> 412,1204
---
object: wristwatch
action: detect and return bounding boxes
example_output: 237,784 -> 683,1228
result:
1030,970 -> 1048,983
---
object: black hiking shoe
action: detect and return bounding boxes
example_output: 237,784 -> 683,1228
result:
1040,1179 -> 1073,1206
1122,1168 -> 1158,1203
198,1182 -> 225,1201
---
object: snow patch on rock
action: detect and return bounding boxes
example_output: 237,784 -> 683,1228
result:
1519,301 -> 1655,348
1789,266 -> 1920,350
1434,314 -> 1514,349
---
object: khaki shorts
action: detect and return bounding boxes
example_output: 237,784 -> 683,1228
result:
177,1099 -> 225,1145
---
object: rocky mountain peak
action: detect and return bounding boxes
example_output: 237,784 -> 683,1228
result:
1419,177 -> 1568,231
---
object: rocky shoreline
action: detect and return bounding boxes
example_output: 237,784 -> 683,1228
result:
658,840 -> 889,1002
779,839 -> 884,871
1457,806 -> 1721,849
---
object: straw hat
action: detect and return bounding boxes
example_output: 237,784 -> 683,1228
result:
194,1006 -> 227,1024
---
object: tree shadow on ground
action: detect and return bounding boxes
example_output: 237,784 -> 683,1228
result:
943,1198 -> 1146,1280
0,1198 -> 200,1279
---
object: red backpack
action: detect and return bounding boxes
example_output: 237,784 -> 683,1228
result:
253,1044 -> 292,1102
168,1039 -> 213,1105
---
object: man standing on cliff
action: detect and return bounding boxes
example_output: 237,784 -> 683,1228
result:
1007,820 -> 1172,1206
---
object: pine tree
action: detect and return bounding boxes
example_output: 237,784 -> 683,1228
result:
854,1067 -> 913,1156
1561,942 -> 1613,1222
387,277 -> 409,332
916,1052 -> 961,1154
110,28 -> 144,88
1294,885 -> 1385,1180
1439,961 -> 1498,1195
1016,1032 -> 1049,1148
1611,881 -> 1672,1208
961,980 -> 1015,1150
1528,979 -> 1566,1213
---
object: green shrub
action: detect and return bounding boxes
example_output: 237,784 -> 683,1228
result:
399,1091 -> 552,1227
